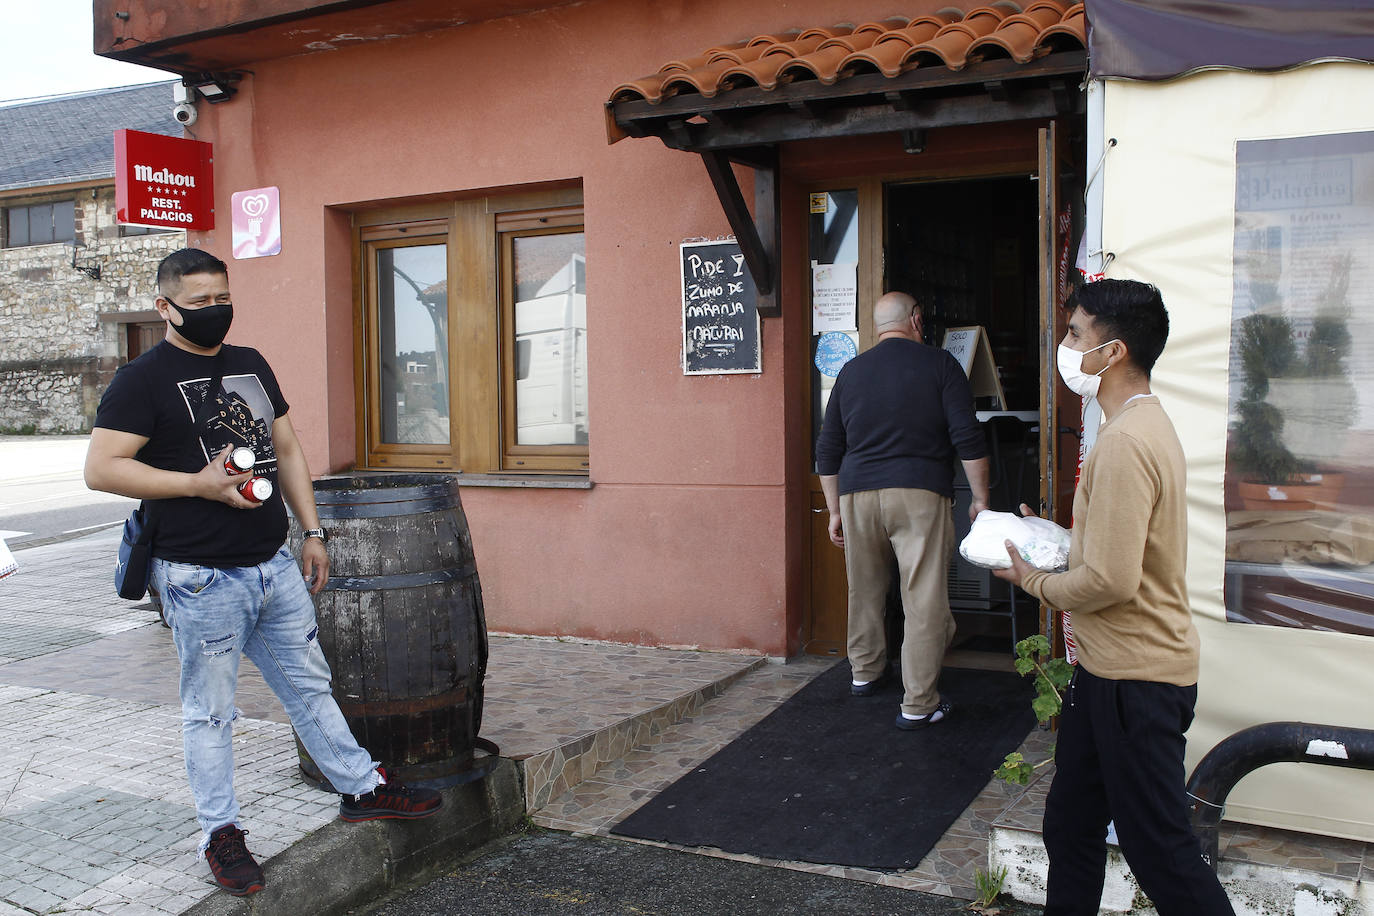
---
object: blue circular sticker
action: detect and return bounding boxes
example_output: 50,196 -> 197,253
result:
814,331 -> 858,378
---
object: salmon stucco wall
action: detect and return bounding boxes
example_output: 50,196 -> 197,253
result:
177,0 -> 885,655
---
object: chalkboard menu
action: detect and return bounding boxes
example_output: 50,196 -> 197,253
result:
681,239 -> 761,375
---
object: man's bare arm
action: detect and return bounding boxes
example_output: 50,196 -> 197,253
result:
961,456 -> 991,522
272,414 -> 329,593
820,474 -> 844,548
84,427 -> 258,508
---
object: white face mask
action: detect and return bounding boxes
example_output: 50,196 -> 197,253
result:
1056,338 -> 1120,398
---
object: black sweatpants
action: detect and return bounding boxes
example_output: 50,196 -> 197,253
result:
1042,667 -> 1235,916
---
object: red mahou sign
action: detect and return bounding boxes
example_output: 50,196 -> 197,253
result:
114,129 -> 215,230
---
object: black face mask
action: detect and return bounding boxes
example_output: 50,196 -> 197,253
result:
165,298 -> 234,349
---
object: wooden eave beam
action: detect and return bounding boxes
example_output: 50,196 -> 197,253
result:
698,148 -> 780,315
885,89 -> 922,111
663,85 -> 1080,151
610,50 -> 1086,136
1051,76 -> 1077,114
722,146 -> 775,170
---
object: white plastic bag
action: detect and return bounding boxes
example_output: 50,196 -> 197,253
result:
0,536 -> 16,580
959,510 -> 1070,572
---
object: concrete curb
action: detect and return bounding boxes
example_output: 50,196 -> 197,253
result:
184,758 -> 525,916
991,823 -> 1374,914
7,519 -> 124,552
519,656 -> 767,810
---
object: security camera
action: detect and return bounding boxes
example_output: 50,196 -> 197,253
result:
172,82 -> 197,126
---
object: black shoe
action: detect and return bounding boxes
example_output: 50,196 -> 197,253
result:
850,669 -> 892,697
339,767 -> 443,821
895,700 -> 952,730
204,824 -> 264,896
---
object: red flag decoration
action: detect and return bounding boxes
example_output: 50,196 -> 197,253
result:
114,129 -> 215,230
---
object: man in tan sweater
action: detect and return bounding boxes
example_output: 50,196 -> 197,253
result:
995,280 -> 1233,915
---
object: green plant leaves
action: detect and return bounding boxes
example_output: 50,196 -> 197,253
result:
994,634 -> 1077,786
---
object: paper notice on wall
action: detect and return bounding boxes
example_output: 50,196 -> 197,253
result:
812,262 -> 857,332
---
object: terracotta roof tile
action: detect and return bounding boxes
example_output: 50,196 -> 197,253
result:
1039,3 -> 1087,50
608,2 -> 1087,105
777,24 -> 892,85
840,19 -> 951,78
969,11 -> 1063,63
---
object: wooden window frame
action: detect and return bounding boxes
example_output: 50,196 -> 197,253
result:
352,187 -> 585,475
358,223 -> 456,469
497,211 -> 588,472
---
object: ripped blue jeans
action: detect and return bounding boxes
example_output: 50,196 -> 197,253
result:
152,547 -> 379,845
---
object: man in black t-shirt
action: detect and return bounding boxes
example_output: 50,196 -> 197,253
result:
86,249 -> 441,898
815,292 -> 990,730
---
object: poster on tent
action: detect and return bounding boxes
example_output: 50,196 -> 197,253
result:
1225,129 -> 1374,636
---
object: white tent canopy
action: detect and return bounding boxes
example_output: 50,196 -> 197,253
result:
1099,61 -> 1374,841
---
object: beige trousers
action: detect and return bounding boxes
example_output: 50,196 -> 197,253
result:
840,487 -> 956,717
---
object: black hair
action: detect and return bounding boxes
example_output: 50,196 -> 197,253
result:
1065,279 -> 1169,376
157,248 -> 228,292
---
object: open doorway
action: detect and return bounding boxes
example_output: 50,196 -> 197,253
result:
884,176 -> 1044,669
803,172 -> 1054,664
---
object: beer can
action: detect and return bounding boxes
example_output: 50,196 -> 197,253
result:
224,446 -> 256,475
238,477 -> 273,502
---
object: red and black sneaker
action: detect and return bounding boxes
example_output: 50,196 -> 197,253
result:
204,824 -> 265,896
339,767 -> 443,821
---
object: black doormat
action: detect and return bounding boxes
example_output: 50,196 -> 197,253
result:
611,661 -> 1035,871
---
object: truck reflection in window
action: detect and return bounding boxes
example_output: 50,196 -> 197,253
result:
516,339 -> 531,381
511,243 -> 588,447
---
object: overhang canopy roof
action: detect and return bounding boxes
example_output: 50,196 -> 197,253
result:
1086,0 -> 1374,81
92,0 -> 584,74
605,1 -> 1087,150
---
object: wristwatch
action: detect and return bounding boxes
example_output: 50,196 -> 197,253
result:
302,527 -> 328,542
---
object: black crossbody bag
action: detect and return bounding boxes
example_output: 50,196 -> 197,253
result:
114,365 -> 224,600
114,504 -> 156,599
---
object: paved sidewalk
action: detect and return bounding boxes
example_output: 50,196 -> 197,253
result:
0,531 -> 342,915
4,524 -> 1367,915
0,529 -> 768,915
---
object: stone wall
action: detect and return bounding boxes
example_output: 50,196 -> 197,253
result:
0,186 -> 184,432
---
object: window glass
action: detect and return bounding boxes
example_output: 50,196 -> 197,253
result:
53,200 -> 74,243
28,203 -> 54,244
1225,130 -> 1374,637
376,242 -> 449,446
509,232 -> 587,446
4,201 -> 74,246
7,207 -> 28,246
120,224 -> 175,237
809,189 -> 861,468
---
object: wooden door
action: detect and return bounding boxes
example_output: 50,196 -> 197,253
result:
1037,120 -> 1077,650
803,181 -> 881,655
127,321 -> 163,361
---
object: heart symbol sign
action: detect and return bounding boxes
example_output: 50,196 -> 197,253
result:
241,194 -> 270,218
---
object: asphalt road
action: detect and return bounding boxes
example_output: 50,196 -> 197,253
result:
364,831 -> 1039,916
0,435 -> 136,550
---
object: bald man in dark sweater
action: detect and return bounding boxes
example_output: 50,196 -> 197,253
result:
816,292 -> 990,730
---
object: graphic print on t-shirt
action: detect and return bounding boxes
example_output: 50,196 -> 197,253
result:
178,374 -> 279,472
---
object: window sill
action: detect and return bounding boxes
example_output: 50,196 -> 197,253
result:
452,474 -> 593,489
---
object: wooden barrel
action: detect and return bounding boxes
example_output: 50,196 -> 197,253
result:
290,473 -> 488,789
